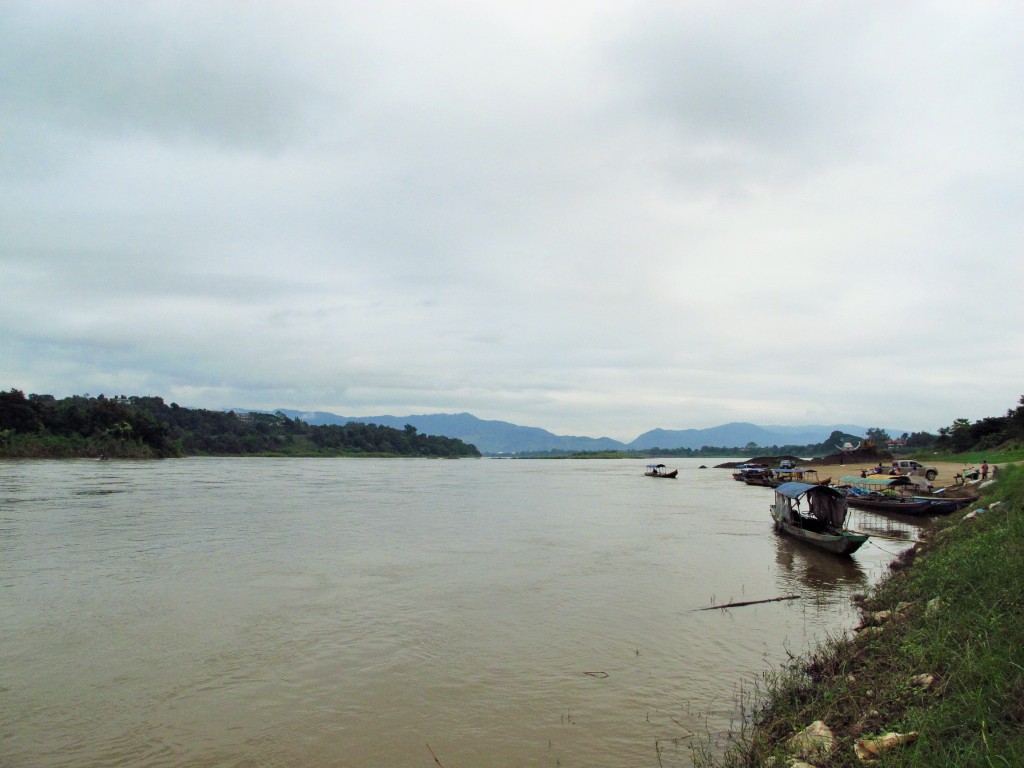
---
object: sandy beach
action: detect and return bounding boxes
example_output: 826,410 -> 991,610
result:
819,459 -> 992,491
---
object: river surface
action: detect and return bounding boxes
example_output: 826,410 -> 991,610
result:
0,457 -> 923,767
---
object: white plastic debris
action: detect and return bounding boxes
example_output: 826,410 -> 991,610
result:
787,720 -> 835,760
854,731 -> 919,760
910,673 -> 935,689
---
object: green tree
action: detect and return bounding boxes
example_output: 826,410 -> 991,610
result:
0,388 -> 42,432
865,427 -> 890,444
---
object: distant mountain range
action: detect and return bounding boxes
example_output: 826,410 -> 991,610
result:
267,409 -> 896,455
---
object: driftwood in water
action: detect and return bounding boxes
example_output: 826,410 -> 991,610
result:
427,744 -> 446,768
698,595 -> 801,611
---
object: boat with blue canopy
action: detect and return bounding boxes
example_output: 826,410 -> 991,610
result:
770,481 -> 868,555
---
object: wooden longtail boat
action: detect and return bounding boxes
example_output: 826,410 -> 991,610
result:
842,475 -> 979,515
840,475 -> 934,515
770,481 -> 868,556
644,463 -> 678,478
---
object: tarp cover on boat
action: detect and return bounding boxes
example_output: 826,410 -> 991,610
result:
840,475 -> 913,488
774,481 -> 849,528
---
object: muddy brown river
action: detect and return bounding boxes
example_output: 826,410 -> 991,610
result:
1,457 -> 921,767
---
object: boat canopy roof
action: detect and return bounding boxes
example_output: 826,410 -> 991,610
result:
774,481 -> 849,527
775,481 -> 844,500
647,463 -> 667,469
840,475 -> 913,488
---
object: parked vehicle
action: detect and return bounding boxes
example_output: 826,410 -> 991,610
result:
891,459 -> 938,481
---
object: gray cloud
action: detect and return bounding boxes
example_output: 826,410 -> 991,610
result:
2,2 -> 1023,441
1,3 -> 313,150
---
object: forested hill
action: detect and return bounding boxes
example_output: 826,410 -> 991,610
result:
0,390 -> 481,459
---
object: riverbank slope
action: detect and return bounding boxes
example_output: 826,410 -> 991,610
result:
696,464 -> 1024,767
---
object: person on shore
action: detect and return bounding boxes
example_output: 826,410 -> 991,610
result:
981,460 -> 989,480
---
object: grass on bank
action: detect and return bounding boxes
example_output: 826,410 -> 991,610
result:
695,463 -> 1024,768
916,447 -> 1024,466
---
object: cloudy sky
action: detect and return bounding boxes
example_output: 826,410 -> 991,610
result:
3,2 -> 1022,442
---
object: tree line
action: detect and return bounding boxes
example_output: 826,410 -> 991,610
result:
0,390 -> 481,459
863,395 -> 1024,455
4,388 -> 1022,460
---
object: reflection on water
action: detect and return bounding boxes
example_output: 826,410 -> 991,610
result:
773,537 -> 868,594
847,507 -> 928,541
0,458 -> 913,768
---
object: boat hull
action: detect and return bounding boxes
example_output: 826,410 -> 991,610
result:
645,469 -> 678,478
912,496 -> 976,515
847,497 -> 935,515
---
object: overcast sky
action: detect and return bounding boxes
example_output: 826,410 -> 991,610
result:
3,2 -> 1022,442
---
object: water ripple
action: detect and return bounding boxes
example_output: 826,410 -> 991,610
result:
1,457 -> 911,767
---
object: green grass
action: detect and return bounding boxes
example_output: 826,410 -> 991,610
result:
694,464 -> 1024,767
913,447 -> 1024,465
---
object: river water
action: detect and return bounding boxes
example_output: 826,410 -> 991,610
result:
0,457 -> 922,767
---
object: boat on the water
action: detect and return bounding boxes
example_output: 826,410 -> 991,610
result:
732,463 -> 769,482
740,465 -> 830,489
841,475 -> 977,515
645,463 -> 678,478
771,466 -> 831,486
770,481 -> 868,555
919,496 -> 977,514
839,475 -> 936,515
743,469 -> 777,487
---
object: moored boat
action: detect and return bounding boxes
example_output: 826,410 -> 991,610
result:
917,496 -> 977,515
732,463 -> 769,482
839,475 -> 936,515
770,481 -> 868,556
772,466 -> 831,486
743,468 -> 777,487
